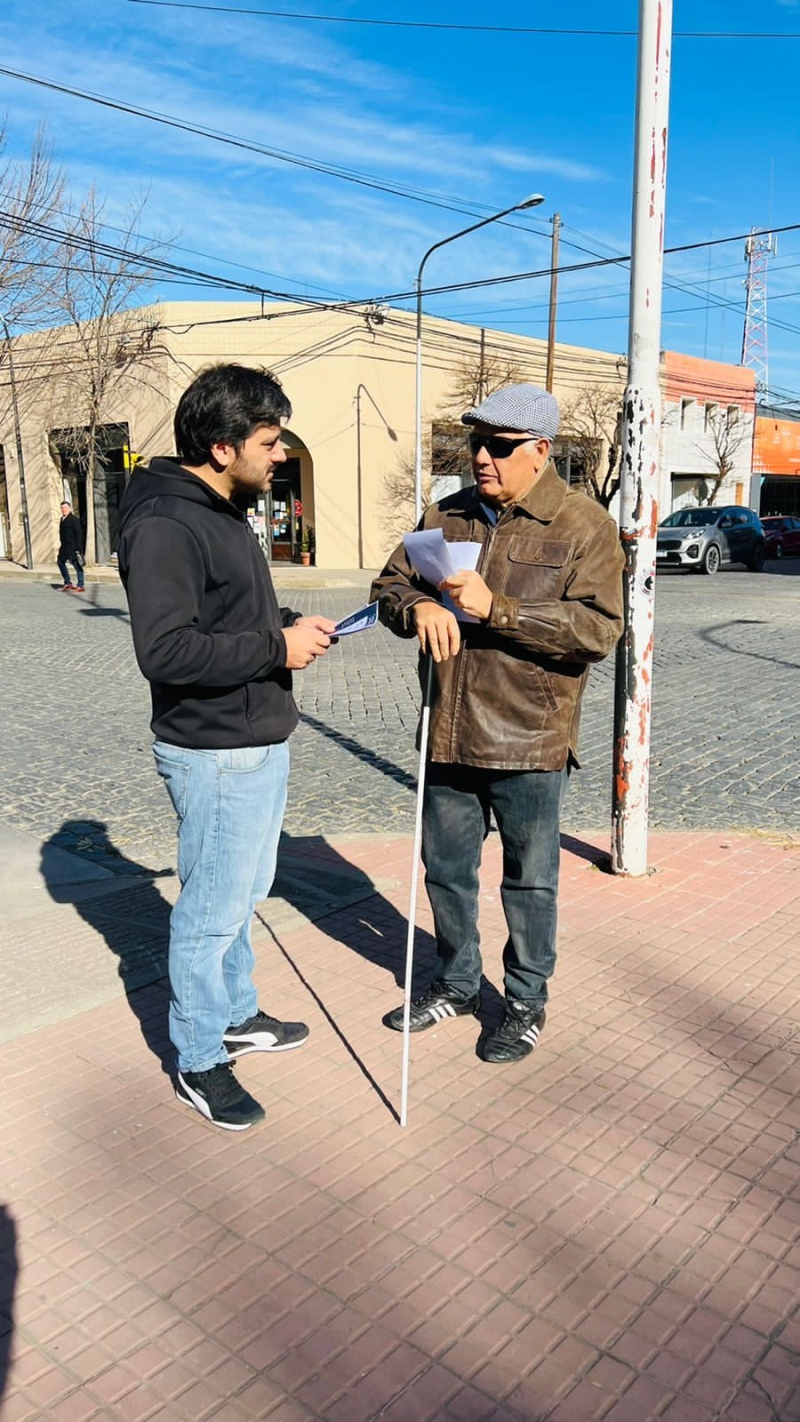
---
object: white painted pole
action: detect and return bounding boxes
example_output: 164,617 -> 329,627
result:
400,655 -> 434,1128
611,0 -> 673,876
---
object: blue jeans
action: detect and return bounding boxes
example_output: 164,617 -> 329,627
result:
153,740 -> 290,1072
421,763 -> 568,1006
58,554 -> 83,587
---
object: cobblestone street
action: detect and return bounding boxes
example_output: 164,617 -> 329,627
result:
1,567 -> 798,875
3,569 -> 800,1422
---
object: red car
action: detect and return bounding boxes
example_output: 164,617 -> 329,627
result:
760,515 -> 800,559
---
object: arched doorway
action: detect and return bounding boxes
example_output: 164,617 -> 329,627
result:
246,430 -> 314,563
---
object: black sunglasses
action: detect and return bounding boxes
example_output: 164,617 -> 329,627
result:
468,433 -> 535,460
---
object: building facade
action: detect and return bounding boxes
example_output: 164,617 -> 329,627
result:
0,299 -> 773,570
661,353 -> 757,513
754,409 -> 800,517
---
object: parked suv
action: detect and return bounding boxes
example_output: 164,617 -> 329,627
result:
656,505 -> 766,575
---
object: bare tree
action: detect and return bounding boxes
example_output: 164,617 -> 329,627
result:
444,348 -> 529,412
380,348 -> 529,541
49,187 -> 166,562
381,441 -> 431,543
696,405 -> 749,505
558,385 -> 623,507
0,123 -> 66,329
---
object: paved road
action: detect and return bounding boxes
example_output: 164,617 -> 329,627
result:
1,565 -> 798,875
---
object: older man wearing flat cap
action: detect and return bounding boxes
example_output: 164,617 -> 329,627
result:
371,382 -> 624,1063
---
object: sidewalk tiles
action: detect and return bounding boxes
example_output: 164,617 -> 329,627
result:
2,829 -> 800,1422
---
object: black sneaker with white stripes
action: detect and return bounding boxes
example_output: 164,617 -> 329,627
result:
175,1063 -> 265,1130
223,1010 -> 310,1059
481,1000 -> 546,1063
386,979 -> 480,1033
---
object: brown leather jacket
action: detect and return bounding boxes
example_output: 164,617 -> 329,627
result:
371,461 -> 625,771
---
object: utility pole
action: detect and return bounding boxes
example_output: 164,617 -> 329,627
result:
2,323 -> 33,570
545,213 -> 561,393
478,327 -> 487,402
611,0 -> 673,876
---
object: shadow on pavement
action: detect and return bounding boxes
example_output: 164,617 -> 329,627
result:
77,583 -> 129,620
699,618 -> 800,671
271,832 -> 506,1059
559,831 -> 611,868
299,712 -> 417,792
763,558 -> 800,576
40,821 -> 174,1075
273,832 -> 431,990
0,1205 -> 17,1405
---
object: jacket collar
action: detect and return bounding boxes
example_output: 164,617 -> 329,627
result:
462,459 -> 567,525
516,459 -> 568,522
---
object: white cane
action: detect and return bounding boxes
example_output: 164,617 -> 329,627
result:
399,652 -> 434,1129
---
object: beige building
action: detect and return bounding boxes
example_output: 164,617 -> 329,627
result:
3,299 -> 762,570
0,299 -> 627,570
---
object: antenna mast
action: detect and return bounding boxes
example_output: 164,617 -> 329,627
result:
741,228 -> 776,401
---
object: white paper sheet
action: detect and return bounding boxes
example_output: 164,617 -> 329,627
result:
403,530 -> 484,622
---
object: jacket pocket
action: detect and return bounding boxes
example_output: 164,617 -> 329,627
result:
503,537 -> 571,600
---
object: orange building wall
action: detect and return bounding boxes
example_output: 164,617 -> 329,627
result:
664,352 -> 756,407
754,416 -> 800,476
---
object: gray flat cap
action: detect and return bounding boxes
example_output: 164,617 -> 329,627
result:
461,382 -> 560,441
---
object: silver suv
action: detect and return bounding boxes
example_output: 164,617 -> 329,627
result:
656,505 -> 766,575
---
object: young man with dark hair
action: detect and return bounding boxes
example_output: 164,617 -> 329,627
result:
118,363 -> 335,1131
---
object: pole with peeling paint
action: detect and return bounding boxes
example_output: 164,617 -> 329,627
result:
611,0 -> 673,876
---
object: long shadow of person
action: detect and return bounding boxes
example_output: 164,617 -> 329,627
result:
270,832 -> 506,1038
40,821 -> 175,1075
0,1205 -> 17,1404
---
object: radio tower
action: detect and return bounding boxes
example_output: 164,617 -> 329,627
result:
741,228 -> 776,402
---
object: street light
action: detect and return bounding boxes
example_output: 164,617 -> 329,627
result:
355,383 -> 397,569
413,193 -> 546,523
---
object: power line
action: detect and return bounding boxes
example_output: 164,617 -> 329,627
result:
0,66 -> 553,231
126,0 -> 800,39
5,203 -> 800,345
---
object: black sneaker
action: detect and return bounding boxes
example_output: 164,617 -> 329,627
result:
175,1063 -> 265,1130
223,1010 -> 310,1059
386,979 -> 480,1033
481,1001 -> 546,1063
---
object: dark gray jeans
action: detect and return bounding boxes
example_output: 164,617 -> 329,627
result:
421,762 -> 568,1006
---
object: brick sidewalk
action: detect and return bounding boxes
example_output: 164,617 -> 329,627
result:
2,830 -> 800,1422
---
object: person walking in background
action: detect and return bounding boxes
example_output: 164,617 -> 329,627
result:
372,384 -> 625,1064
118,363 -> 336,1131
57,501 -> 85,591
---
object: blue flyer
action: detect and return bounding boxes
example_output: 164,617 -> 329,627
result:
333,602 -> 379,637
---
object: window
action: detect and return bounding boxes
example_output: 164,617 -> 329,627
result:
727,405 -> 740,428
680,398 -> 694,430
704,402 -> 718,431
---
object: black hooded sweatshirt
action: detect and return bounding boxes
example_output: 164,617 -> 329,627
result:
117,457 -> 301,749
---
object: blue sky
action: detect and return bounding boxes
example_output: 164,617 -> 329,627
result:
1,0 -> 799,400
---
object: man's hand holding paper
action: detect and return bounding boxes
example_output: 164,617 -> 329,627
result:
403,528 -> 486,645
438,569 -> 493,622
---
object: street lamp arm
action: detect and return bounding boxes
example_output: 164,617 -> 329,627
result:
413,193 -> 546,525
415,195 -> 546,326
